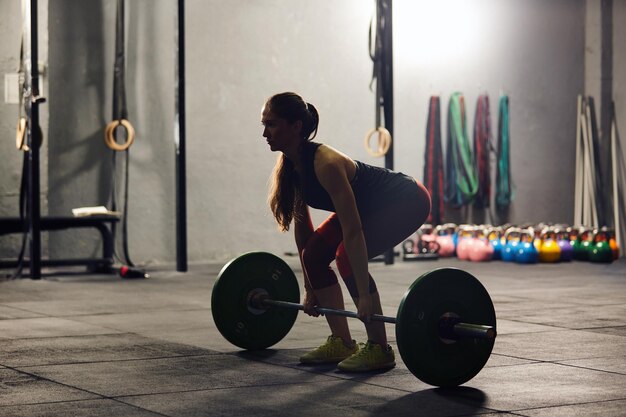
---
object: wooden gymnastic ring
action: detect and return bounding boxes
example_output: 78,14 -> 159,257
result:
104,119 -> 135,151
364,127 -> 392,157
16,118 -> 28,151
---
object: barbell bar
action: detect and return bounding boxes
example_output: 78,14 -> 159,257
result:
211,251 -> 497,388
251,294 -> 496,340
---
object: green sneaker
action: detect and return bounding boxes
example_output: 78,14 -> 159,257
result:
337,341 -> 396,372
299,335 -> 358,364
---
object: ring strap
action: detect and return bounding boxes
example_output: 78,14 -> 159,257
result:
104,119 -> 135,151
364,126 -> 392,157
16,118 -> 28,151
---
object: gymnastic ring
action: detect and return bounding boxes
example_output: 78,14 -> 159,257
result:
364,127 -> 392,157
16,117 -> 28,151
104,119 -> 135,151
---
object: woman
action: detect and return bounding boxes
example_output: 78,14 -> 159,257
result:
262,92 -> 430,372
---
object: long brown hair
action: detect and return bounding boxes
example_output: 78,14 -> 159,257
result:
266,92 -> 319,231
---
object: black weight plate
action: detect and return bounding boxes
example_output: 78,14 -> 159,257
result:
211,252 -> 300,350
396,268 -> 496,387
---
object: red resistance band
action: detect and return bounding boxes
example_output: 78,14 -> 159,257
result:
423,96 -> 444,225
473,95 -> 493,208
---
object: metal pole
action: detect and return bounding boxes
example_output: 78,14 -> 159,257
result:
28,0 -> 42,279
175,0 -> 188,272
381,0 -> 394,265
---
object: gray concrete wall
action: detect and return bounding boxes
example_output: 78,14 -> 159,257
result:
0,0 -> 601,265
0,0 -> 24,259
394,0 -> 584,226
46,0 -> 175,263
0,0 -> 48,259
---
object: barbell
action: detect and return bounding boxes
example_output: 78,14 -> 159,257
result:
211,251 -> 497,387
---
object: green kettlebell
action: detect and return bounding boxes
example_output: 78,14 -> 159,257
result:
574,228 -> 592,261
590,228 -> 614,263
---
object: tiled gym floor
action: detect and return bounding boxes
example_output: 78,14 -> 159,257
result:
0,257 -> 624,416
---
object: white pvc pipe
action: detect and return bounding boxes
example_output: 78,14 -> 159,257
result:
584,101 -> 599,228
612,113 -> 621,251
574,95 -> 583,226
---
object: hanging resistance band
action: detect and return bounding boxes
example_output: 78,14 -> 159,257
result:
495,95 -> 513,208
444,93 -> 478,208
106,0 -> 135,267
423,96 -> 444,225
473,95 -> 493,208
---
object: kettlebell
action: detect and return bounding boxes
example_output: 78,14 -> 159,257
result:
402,239 -> 415,256
417,224 -> 436,245
515,228 -> 539,264
455,225 -> 471,260
435,224 -> 455,257
589,228 -> 614,263
501,227 -> 521,262
575,227 -> 593,261
469,226 -> 494,262
555,227 -> 574,262
538,227 -> 561,263
414,224 -> 440,256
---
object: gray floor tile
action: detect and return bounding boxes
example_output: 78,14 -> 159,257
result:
557,355 -> 626,375
120,382 -> 497,417
0,368 -> 99,407
584,326 -> 626,337
0,334 -> 215,367
485,354 -> 538,368
497,304 -> 626,329
0,317 -> 122,339
23,354 -> 338,398
3,290 -> 209,317
467,362 -> 626,411
0,305 -> 45,320
492,329 -> 626,361
519,399 -> 626,416
71,309 -> 226,351
495,319 -> 567,335
0,399 -> 164,417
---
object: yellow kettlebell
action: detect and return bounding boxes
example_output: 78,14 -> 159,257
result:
538,227 -> 561,263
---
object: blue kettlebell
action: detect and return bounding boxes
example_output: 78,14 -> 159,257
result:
516,228 -> 539,264
501,227 -> 521,262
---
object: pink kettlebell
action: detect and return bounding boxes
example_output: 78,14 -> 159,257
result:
435,224 -> 455,257
456,225 -> 475,260
469,226 -> 494,262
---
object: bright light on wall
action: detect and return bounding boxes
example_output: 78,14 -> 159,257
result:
394,0 -> 489,69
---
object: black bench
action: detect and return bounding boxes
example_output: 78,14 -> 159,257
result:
0,216 -> 119,272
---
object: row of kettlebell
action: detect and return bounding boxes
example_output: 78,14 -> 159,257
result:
568,226 -> 619,263
494,225 -> 619,263
415,223 -> 619,264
